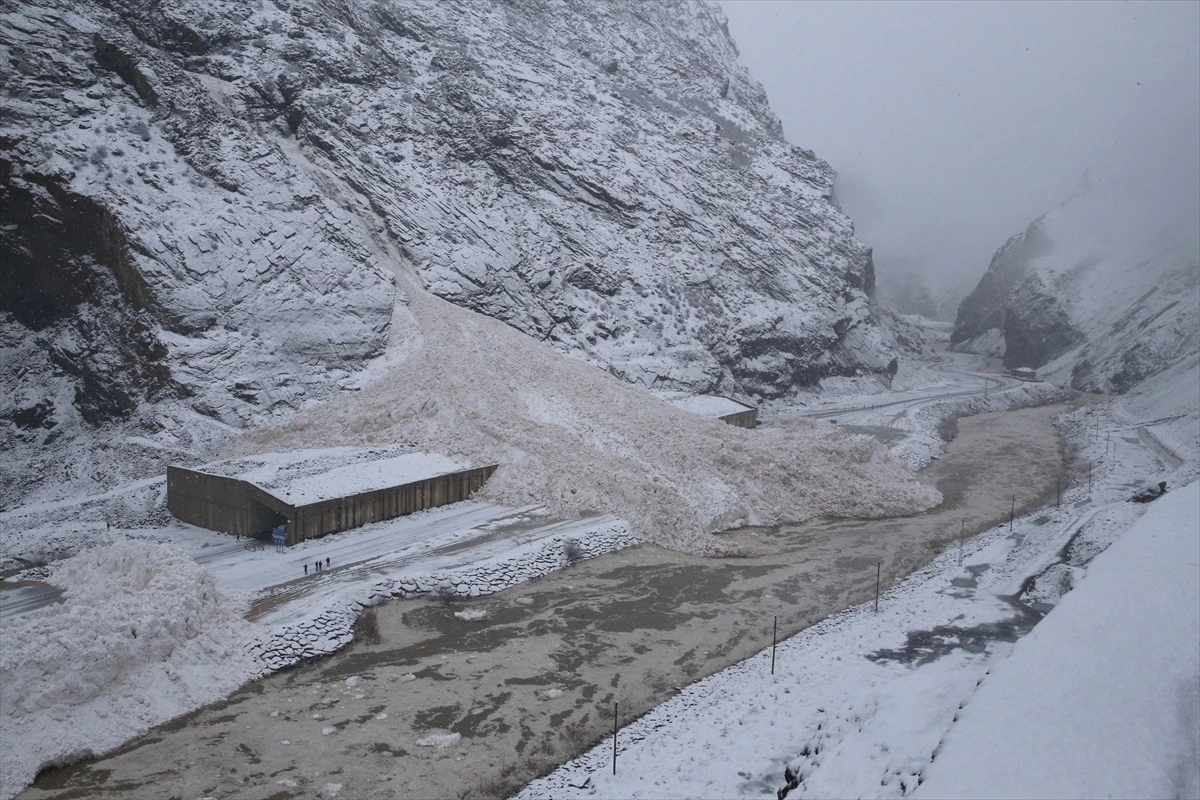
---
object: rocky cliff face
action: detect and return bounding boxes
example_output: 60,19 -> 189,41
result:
952,171 -> 1200,392
2,0 -> 900,503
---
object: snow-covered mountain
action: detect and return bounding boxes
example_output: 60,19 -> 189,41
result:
952,169 -> 1200,393
1,0 -> 905,505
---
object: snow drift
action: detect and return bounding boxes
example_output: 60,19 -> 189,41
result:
233,278 -> 941,555
0,541 -> 259,799
917,481 -> 1200,799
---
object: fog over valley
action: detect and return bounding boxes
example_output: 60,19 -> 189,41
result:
723,0 -> 1200,315
1,2 -> 1197,798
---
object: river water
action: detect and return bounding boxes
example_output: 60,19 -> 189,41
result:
22,403 -> 1075,800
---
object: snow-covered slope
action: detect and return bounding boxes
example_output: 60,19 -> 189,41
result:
917,481 -> 1200,800
1,0 -> 903,508
952,169 -> 1200,393
231,272 -> 939,554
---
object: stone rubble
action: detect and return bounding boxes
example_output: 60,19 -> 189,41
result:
247,523 -> 637,673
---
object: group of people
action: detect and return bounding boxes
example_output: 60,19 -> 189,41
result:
303,556 -> 331,576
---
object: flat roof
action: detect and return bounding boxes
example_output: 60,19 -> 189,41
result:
668,394 -> 756,419
193,447 -> 471,507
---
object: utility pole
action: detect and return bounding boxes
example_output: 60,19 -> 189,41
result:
959,520 -> 965,566
874,562 -> 881,613
770,616 -> 777,674
612,702 -> 618,775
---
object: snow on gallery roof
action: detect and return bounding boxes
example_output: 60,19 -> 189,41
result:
196,447 -> 470,507
665,394 -> 756,419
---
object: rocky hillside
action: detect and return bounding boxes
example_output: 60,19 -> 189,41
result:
1,0 -> 902,505
952,170 -> 1200,393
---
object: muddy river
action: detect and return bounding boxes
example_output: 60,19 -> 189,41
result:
22,404 -> 1076,800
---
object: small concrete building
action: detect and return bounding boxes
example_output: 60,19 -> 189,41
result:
1006,366 -> 1039,381
669,394 -> 759,428
167,449 -> 497,546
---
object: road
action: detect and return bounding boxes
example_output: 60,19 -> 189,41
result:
792,353 -> 1024,427
0,501 -> 618,626
241,506 -> 621,626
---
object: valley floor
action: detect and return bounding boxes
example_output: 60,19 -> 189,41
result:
522,410 -> 1199,800
4,352 -> 1196,800
14,397 -> 1084,800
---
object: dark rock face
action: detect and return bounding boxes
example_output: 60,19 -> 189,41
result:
951,220 -> 1080,369
1000,277 -> 1083,371
952,173 -> 1199,392
1,163 -> 175,425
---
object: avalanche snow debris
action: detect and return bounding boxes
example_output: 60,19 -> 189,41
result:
3,0 -> 908,513
0,542 -> 258,800
232,281 -> 940,554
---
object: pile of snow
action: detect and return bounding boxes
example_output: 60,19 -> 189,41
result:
0,541 -> 259,799
233,282 -> 940,555
918,481 -> 1200,799
454,608 -> 489,621
416,732 -> 462,748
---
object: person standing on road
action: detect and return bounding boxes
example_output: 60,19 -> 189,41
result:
326,557 -> 330,569
304,563 -> 308,575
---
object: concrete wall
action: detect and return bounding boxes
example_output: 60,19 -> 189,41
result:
719,409 -> 758,428
167,466 -> 289,537
289,465 -> 497,544
167,463 -> 499,545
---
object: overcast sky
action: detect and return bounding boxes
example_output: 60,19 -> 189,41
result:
721,0 -> 1200,298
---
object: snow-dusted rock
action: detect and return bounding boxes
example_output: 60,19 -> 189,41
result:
953,169 -> 1199,393
2,0 -> 904,509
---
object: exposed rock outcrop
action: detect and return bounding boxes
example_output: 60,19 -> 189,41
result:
1,159 -> 176,426
2,0 -> 902,504
952,170 -> 1199,392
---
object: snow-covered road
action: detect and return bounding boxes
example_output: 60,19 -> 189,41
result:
792,354 -> 1022,426
231,505 -> 623,627
185,501 -> 554,594
0,500 -> 618,625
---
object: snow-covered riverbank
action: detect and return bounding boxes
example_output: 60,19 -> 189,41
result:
519,377 -> 1200,800
0,505 -> 634,799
